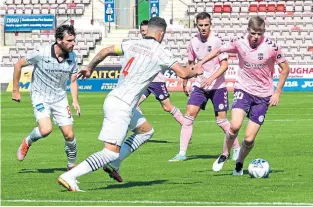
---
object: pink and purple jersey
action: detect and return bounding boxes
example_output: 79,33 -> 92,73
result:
188,32 -> 228,91
220,34 -> 286,97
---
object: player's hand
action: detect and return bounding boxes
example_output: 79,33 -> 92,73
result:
77,67 -> 92,80
72,102 -> 81,116
12,90 -> 21,103
192,64 -> 204,76
269,92 -> 280,107
183,86 -> 190,97
201,77 -> 213,89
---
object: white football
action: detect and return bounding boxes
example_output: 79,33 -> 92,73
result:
248,158 -> 270,178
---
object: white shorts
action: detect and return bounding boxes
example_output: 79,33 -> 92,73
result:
98,96 -> 146,146
32,98 -> 73,127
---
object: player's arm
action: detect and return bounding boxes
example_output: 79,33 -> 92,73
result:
12,57 -> 30,102
182,60 -> 194,96
202,59 -> 228,88
70,71 -> 81,116
269,46 -> 290,106
78,45 -> 123,79
171,63 -> 203,79
276,61 -> 290,94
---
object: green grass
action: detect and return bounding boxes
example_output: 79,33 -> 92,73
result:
1,92 -> 313,206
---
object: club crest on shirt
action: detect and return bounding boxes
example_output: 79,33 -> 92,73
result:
207,46 -> 212,52
196,48 -> 199,52
258,53 -> 263,60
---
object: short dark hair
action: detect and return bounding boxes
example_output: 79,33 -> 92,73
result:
196,12 -> 211,22
148,17 -> 167,30
140,20 -> 149,27
55,24 -> 76,40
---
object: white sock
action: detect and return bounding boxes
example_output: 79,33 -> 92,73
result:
179,151 -> 186,156
65,138 -> 77,167
25,127 -> 43,145
67,148 -> 119,178
110,129 -> 154,169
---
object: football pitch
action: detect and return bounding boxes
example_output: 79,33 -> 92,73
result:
1,92 -> 313,206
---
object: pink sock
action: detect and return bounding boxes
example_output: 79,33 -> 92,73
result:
170,107 -> 184,125
216,119 -> 240,156
179,115 -> 194,154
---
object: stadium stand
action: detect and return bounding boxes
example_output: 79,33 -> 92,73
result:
0,0 -> 312,66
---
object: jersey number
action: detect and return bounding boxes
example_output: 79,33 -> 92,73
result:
121,57 -> 135,76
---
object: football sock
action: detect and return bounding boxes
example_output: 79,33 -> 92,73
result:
67,148 -> 119,178
216,119 -> 240,156
170,106 -> 184,125
110,129 -> 154,169
65,138 -> 77,168
237,140 -> 254,163
26,127 -> 44,145
179,115 -> 194,156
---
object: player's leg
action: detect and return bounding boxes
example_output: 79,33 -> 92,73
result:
211,88 -> 240,171
17,102 -> 52,161
168,86 -> 205,162
58,96 -> 129,191
104,109 -> 154,182
233,95 -> 270,176
159,98 -> 184,125
137,86 -> 152,113
50,98 -> 77,170
150,82 -> 184,125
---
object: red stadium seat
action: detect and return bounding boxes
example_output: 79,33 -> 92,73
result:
214,3 -> 223,13
276,2 -> 285,12
258,2 -> 267,12
267,2 -> 276,12
223,3 -> 232,13
249,3 -> 258,13
308,46 -> 313,52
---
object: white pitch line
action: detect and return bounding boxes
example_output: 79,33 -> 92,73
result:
2,199 -> 313,206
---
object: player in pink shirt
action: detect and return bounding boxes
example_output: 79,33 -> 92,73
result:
195,16 -> 290,175
169,12 -> 240,162
137,20 -> 184,125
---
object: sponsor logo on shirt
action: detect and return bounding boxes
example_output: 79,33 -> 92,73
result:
244,61 -> 265,69
258,53 -> 263,60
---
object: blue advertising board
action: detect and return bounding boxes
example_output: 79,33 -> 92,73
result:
4,14 -> 55,31
66,79 -> 118,92
273,78 -> 313,91
150,0 -> 160,18
104,0 -> 115,22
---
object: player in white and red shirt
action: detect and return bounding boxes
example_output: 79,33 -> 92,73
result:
137,20 -> 184,125
168,12 -> 240,163
58,17 -> 203,191
195,16 -> 289,175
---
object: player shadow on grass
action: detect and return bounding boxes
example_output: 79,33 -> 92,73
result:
91,179 -> 168,190
19,168 -> 67,173
147,140 -> 171,143
211,169 -> 285,177
187,154 -> 220,160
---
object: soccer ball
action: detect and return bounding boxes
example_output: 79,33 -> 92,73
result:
248,158 -> 270,178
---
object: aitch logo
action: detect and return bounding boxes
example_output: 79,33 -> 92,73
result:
19,82 -> 30,89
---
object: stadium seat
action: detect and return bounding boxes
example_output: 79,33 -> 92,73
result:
17,47 -> 26,56
33,4 -> 41,14
276,1 -> 286,12
7,5 -> 15,14
231,2 -> 240,13
258,2 -> 267,12
241,2 -> 249,13
214,3 -> 223,13
285,1 -> 294,12
267,2 -> 276,12
303,1 -> 312,12
294,1 -> 303,12
205,2 -> 213,13
5,0 -> 14,4
223,2 -> 232,13
24,5 -> 32,14
249,2 -> 258,12
41,4 -> 50,14
31,0 -> 39,4
15,5 -> 24,14
9,48 -> 18,55
75,4 -> 84,14
197,3 -> 205,13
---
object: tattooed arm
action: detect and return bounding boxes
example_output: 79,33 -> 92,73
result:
77,45 -> 123,79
